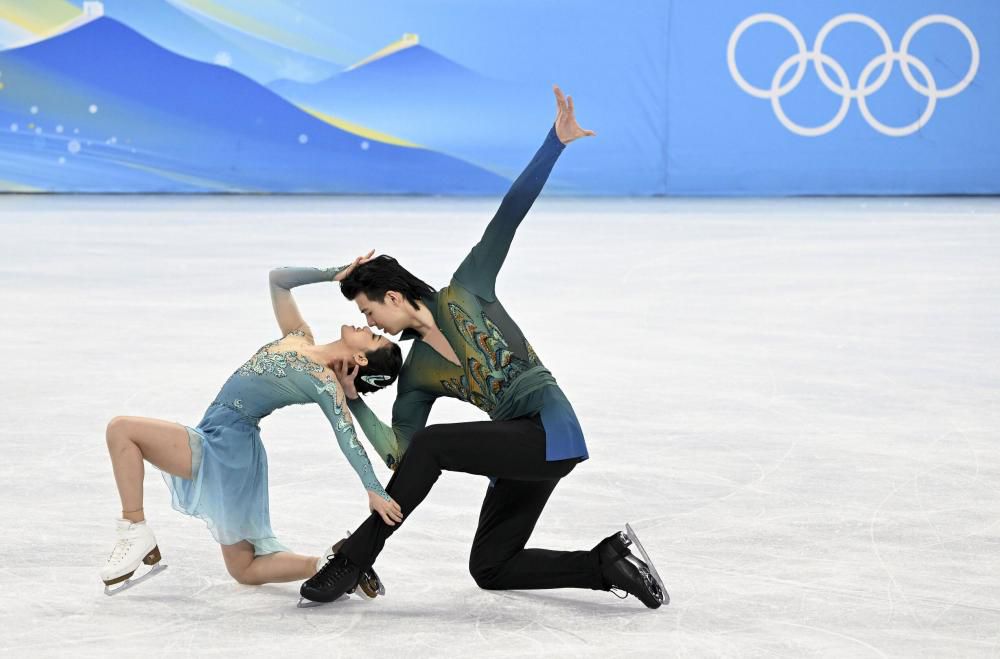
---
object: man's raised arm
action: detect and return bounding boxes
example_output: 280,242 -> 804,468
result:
453,85 -> 594,301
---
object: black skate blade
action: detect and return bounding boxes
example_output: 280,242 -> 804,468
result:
103,563 -> 168,596
624,523 -> 669,605
296,593 -> 350,608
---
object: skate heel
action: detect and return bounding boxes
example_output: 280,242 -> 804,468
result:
357,570 -> 386,599
142,545 -> 162,566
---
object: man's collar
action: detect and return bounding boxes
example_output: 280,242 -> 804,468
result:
398,291 -> 439,342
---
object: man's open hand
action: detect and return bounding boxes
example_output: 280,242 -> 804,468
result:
553,85 -> 596,145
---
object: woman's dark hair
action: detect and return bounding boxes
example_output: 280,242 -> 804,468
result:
355,342 -> 403,395
340,255 -> 435,310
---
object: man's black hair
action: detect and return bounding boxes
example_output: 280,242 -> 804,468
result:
340,255 -> 435,310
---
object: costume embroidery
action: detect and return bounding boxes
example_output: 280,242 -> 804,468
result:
443,302 -> 535,414
312,378 -> 390,500
229,332 -> 388,498
236,331 -> 321,379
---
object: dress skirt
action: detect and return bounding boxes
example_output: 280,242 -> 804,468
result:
161,403 -> 288,556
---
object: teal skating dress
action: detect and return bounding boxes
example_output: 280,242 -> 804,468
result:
161,267 -> 395,556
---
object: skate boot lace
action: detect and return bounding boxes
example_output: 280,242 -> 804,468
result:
313,556 -> 353,589
107,538 -> 133,566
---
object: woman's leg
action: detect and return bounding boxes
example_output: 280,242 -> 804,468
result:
105,416 -> 193,523
220,541 -> 319,585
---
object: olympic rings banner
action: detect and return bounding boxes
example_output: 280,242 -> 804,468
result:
670,0 -> 998,194
0,0 -> 997,194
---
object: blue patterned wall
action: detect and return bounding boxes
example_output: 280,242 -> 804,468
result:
0,1 -> 996,194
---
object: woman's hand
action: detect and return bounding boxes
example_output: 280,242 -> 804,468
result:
334,249 -> 376,282
333,360 -> 360,400
553,85 -> 596,145
368,490 -> 404,526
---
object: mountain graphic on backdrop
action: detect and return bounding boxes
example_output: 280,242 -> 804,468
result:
269,34 -> 551,180
67,0 -> 345,85
0,17 -> 508,193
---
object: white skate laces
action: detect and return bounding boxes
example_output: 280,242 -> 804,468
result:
106,534 -> 136,567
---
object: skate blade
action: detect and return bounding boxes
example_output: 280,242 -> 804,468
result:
103,563 -> 168,596
356,577 -> 385,599
624,523 -> 669,605
296,593 -> 350,608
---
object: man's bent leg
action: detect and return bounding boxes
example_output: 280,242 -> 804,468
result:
337,431 -> 443,570
469,478 -> 604,591
339,416 -> 576,571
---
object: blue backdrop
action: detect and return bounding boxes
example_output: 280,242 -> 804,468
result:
0,0 -> 996,194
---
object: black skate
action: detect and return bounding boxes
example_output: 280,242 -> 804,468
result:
297,533 -> 385,607
328,535 -> 385,600
596,524 -> 669,609
302,534 -> 384,604
298,555 -> 361,608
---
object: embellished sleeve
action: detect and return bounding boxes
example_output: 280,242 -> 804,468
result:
347,387 -> 436,467
269,265 -> 349,289
309,378 -> 390,500
269,265 -> 350,337
452,126 -> 565,301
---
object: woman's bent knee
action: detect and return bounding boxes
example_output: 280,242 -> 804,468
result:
227,566 -> 260,586
105,416 -> 135,450
106,416 -> 128,440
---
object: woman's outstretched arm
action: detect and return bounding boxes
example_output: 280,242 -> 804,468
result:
268,251 -> 374,336
311,378 -> 403,526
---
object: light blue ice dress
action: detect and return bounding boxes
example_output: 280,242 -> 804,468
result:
162,268 -> 393,555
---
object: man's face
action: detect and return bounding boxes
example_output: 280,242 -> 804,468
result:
355,292 -> 411,336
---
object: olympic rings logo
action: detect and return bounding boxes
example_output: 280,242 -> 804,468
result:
727,13 -> 979,137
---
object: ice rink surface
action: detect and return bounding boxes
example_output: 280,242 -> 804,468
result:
1,195 -> 998,658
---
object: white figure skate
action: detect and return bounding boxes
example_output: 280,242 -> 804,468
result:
101,519 -> 166,595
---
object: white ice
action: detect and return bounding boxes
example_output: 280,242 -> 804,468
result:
0,195 -> 998,657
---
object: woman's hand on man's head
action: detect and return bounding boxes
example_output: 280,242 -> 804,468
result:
334,249 -> 376,282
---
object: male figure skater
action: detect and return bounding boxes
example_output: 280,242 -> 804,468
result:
300,86 -> 667,608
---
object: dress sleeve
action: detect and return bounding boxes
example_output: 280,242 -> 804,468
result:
269,265 -> 349,337
452,126 -> 565,301
310,378 -> 390,500
269,265 -> 347,289
347,386 -> 436,468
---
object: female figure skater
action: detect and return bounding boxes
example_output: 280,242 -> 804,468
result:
100,254 -> 404,595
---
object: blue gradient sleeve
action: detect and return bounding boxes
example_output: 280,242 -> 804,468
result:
453,126 -> 565,301
269,265 -> 347,289
311,380 -> 389,500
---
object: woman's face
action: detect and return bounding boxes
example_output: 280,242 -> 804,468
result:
340,324 -> 391,356
354,292 -> 411,336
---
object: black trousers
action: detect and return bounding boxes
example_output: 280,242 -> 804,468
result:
339,415 -> 605,591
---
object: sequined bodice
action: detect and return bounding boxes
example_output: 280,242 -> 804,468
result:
213,332 -> 334,419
